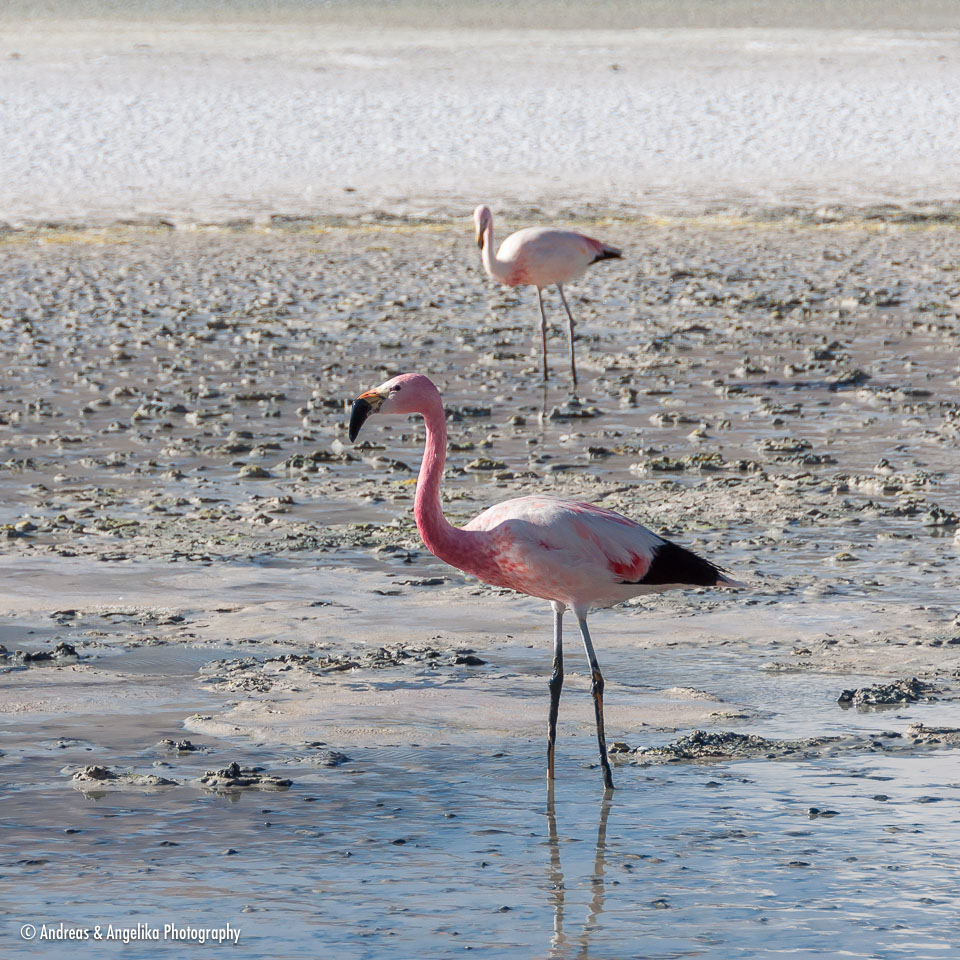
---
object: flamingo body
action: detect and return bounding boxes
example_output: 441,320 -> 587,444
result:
348,373 -> 740,790
490,227 -> 617,288
473,205 -> 622,384
460,495 -> 718,611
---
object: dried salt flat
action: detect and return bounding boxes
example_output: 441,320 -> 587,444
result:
2,10 -> 960,224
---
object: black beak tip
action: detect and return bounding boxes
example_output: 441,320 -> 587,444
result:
348,397 -> 371,443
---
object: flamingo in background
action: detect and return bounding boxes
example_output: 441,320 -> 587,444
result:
349,373 -> 741,791
473,204 -> 623,386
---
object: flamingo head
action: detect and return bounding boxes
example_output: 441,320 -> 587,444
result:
473,204 -> 492,249
348,373 -> 440,442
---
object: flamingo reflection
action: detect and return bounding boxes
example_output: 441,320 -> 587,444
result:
545,786 -> 612,958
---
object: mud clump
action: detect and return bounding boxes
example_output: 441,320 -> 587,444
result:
304,748 -> 353,768
1,641 -> 79,669
198,762 -> 292,791
452,653 -> 486,666
626,730 -> 832,764
202,643 -> 489,693
837,677 -> 937,708
71,765 -> 178,788
617,723 -> 960,767
306,643 -> 487,672
904,724 -> 960,746
156,738 -> 204,753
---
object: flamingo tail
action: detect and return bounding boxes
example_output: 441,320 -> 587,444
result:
591,243 -> 623,263
624,540 -> 741,588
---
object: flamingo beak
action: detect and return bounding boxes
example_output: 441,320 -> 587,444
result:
348,389 -> 383,442
475,223 -> 484,250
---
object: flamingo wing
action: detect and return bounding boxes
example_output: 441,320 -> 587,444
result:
463,496 -> 658,590
463,495 -> 729,608
496,228 -> 610,286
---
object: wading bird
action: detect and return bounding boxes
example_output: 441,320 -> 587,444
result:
349,373 -> 741,791
473,204 -> 622,386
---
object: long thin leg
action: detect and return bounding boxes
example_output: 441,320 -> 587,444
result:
556,283 -> 578,387
536,286 -> 549,382
547,601 -> 564,781
576,616 -> 614,791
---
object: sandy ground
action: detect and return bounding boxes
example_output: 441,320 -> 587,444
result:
2,214 -> 960,956
2,21 -> 960,224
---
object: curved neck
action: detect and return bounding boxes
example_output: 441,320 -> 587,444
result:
480,218 -> 512,283
414,394 -> 462,562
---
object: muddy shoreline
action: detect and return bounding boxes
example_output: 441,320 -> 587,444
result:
3,215 -> 960,957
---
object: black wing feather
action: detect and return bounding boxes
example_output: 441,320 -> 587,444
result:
624,540 -> 725,587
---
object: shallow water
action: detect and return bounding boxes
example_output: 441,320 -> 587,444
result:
5,717 -> 960,958
3,555 -> 960,957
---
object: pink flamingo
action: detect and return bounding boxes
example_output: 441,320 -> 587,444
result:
473,204 -> 622,386
349,373 -> 741,791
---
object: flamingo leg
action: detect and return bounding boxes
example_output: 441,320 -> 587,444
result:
556,283 -> 578,387
547,602 -> 564,781
536,286 -> 549,382
576,616 -> 614,791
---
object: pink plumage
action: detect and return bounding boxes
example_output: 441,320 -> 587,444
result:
349,373 -> 741,792
461,496 -> 664,609
473,205 -> 622,386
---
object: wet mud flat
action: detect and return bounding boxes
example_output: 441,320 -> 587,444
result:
3,213 -> 960,956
